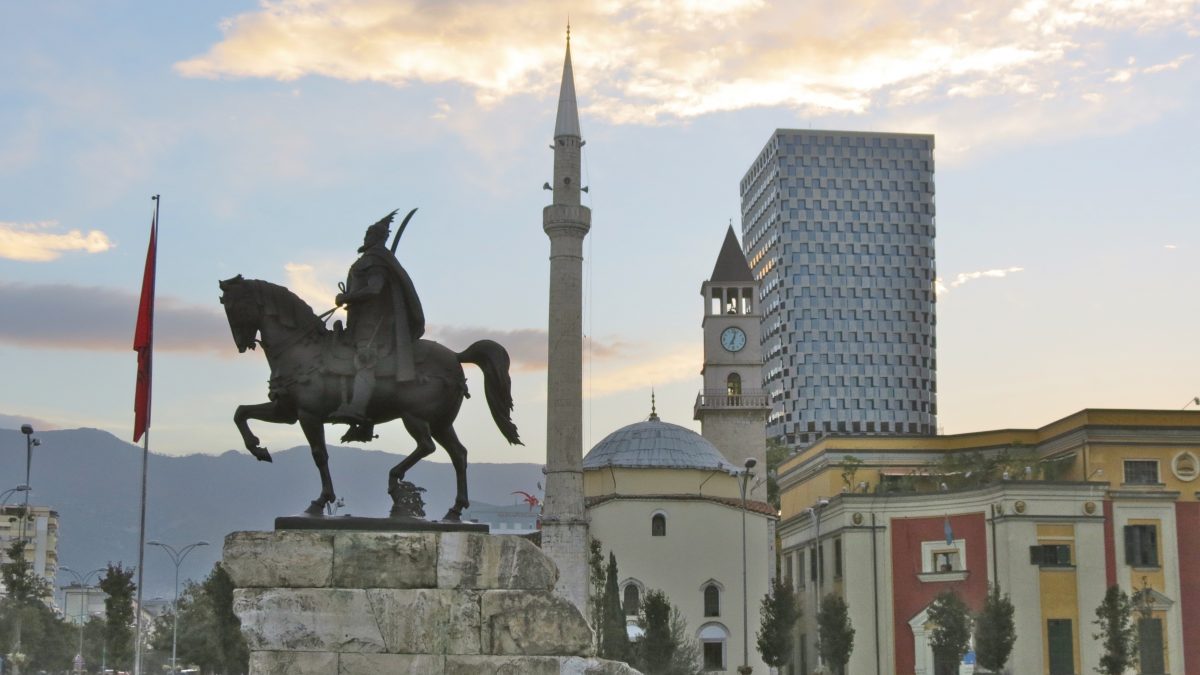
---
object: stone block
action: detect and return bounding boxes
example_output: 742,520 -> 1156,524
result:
559,656 -> 643,674
480,590 -> 593,656
339,653 -> 445,674
446,655 -> 563,675
333,532 -> 438,588
445,656 -> 642,674
365,589 -> 481,654
224,531 -> 333,588
439,533 -> 557,590
235,588 -> 385,653
249,650 -> 338,675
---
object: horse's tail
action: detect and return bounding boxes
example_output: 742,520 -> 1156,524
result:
458,339 -> 523,446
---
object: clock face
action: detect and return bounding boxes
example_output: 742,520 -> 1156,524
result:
721,326 -> 747,352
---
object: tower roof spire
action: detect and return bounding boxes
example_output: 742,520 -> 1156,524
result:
710,225 -> 754,282
554,26 -> 581,139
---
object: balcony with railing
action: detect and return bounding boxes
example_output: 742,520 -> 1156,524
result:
694,388 -> 770,416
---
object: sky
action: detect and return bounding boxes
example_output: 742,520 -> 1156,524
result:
1,0 -> 1198,467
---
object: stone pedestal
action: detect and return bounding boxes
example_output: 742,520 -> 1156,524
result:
223,530 -> 640,675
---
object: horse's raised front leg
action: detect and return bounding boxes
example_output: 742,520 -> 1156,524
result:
432,424 -> 470,522
388,416 -> 436,517
233,401 -> 297,462
298,411 -> 336,516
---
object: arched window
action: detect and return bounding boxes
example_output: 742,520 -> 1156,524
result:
704,584 -> 721,617
726,372 -> 742,397
698,622 -> 730,671
651,513 -> 666,537
623,584 -> 641,616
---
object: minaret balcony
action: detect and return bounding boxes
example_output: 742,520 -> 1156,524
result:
694,388 -> 769,415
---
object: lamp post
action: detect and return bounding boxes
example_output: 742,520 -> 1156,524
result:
147,540 -> 209,674
737,457 -> 757,675
806,497 -> 829,671
60,565 -> 104,673
0,485 -> 31,507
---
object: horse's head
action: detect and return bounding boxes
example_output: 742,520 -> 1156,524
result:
218,275 -> 260,353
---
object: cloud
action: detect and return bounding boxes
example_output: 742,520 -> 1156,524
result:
935,266 -> 1025,296
176,0 -> 1198,129
0,221 -> 113,262
585,342 -> 702,398
1165,244 -> 1178,250
0,282 -> 229,354
427,325 -> 629,372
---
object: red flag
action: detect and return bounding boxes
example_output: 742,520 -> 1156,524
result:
133,200 -> 158,442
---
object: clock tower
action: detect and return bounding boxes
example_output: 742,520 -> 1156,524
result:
695,226 -> 770,500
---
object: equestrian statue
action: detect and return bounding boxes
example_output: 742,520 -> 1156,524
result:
219,209 -> 522,521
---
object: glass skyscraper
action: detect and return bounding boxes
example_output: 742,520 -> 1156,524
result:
740,129 -> 937,446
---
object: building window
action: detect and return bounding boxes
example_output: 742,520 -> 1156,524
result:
1139,617 -> 1166,675
920,539 -> 966,573
704,584 -> 721,617
727,373 -> 742,397
1124,460 -> 1160,485
1047,619 -> 1074,675
809,547 -> 818,582
703,642 -> 724,670
797,551 -> 806,589
652,513 -> 666,537
1124,524 -> 1159,567
833,538 -> 843,579
623,583 -> 641,616
1030,544 -> 1072,567
698,623 -> 729,671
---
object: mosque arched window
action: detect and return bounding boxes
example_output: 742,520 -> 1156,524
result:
651,513 -> 667,537
703,583 -> 721,617
623,583 -> 641,616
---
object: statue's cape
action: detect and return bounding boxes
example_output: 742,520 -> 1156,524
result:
358,246 -> 424,380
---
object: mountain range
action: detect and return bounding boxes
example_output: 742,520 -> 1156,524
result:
0,426 -> 542,600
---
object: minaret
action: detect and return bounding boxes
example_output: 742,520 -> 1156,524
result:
541,26 -> 591,615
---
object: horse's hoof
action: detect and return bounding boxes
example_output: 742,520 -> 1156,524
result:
441,510 -> 462,523
249,445 -> 273,462
303,501 -> 326,516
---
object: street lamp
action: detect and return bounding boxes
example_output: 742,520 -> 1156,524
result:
147,540 -> 209,674
18,425 -> 39,542
60,565 -> 104,674
806,497 -> 830,670
0,484 -> 31,507
737,457 -> 757,675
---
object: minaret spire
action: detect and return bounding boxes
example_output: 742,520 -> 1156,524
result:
541,27 -> 592,616
554,28 -> 581,140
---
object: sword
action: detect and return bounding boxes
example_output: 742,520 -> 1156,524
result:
390,207 -> 419,254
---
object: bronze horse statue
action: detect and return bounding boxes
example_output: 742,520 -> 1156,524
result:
218,275 -> 522,520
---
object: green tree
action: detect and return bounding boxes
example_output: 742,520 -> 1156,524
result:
816,592 -> 855,675
973,584 -> 1016,672
840,456 -> 864,492
765,439 -> 791,510
928,589 -> 972,672
588,538 -> 606,636
598,552 -> 630,662
98,562 -> 136,670
0,538 -> 75,672
1093,585 -> 1136,675
634,589 -> 698,675
756,578 -> 800,668
148,563 -> 249,674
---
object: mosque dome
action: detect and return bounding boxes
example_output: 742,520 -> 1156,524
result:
583,415 -> 735,472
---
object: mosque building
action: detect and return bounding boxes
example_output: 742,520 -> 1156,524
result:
580,231 -> 776,675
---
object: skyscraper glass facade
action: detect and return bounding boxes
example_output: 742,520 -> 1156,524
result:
740,130 -> 936,446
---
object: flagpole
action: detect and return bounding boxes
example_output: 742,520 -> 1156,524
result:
132,194 -> 158,675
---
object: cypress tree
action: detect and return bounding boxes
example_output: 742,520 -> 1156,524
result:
599,552 -> 630,661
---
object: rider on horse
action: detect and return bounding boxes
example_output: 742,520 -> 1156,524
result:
331,211 -> 425,427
